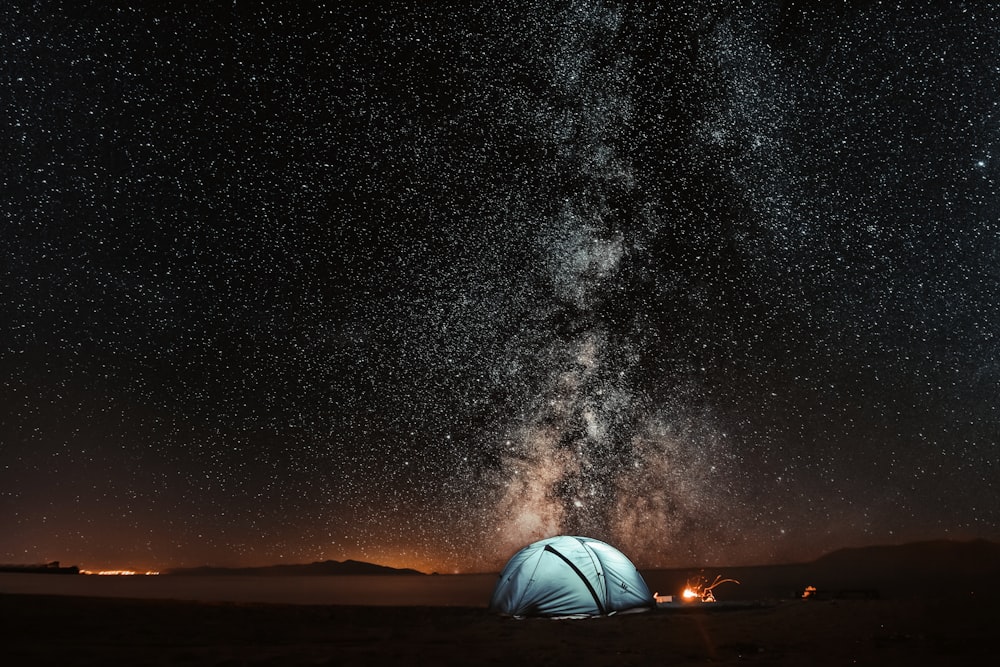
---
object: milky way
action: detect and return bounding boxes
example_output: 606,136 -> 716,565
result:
2,2 -> 998,572
479,3 -> 734,564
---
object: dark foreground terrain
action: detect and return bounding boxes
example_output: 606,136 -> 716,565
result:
1,592 -> 995,666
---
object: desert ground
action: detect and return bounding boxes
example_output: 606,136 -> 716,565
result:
1,591 -> 995,666
4,542 -> 997,665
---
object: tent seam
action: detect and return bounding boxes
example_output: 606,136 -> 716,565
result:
544,544 -> 606,615
511,546 -> 546,615
579,538 -> 608,607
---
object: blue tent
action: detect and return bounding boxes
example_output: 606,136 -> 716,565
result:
489,535 -> 654,617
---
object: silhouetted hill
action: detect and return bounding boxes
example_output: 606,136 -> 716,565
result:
814,538 -> 1000,571
163,559 -> 425,577
642,538 -> 1000,601
0,561 -> 79,575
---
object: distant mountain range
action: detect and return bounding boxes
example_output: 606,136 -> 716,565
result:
159,538 -> 999,583
163,559 -> 425,577
811,538 -> 1000,571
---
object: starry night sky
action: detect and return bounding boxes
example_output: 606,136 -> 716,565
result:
2,1 -> 998,573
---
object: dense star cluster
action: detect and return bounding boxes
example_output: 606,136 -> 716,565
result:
2,1 -> 998,572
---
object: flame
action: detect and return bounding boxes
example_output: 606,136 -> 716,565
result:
681,573 -> 740,602
80,569 -> 160,576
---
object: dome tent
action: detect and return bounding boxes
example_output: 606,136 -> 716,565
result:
489,535 -> 654,617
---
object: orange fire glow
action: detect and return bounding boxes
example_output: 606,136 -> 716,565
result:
80,569 -> 160,576
681,574 -> 740,602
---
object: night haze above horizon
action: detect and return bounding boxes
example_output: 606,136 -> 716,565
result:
2,1 -> 998,575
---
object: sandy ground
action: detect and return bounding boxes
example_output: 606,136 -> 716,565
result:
1,592 -> 994,666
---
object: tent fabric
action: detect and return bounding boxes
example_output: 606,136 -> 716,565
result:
488,535 -> 654,617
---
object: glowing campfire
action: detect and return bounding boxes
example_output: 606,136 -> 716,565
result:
681,574 -> 740,602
